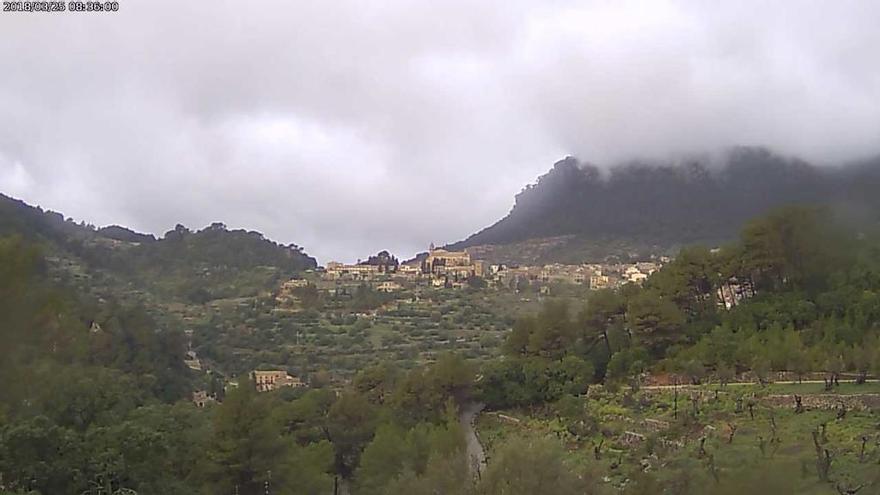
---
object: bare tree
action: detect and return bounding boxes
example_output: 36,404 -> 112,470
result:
858,436 -> 868,463
769,413 -> 778,441
812,428 -> 833,482
726,422 -> 738,444
673,384 -> 679,419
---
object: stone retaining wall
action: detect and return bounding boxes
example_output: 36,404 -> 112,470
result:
760,394 -> 880,411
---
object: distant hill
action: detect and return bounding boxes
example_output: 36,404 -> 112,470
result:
450,147 -> 880,264
0,193 -> 318,303
98,225 -> 157,243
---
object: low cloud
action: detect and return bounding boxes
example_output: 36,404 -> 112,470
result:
1,1 -> 878,262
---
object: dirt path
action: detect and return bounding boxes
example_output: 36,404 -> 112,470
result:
460,401 -> 487,481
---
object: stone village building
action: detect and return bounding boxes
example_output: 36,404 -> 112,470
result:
251,370 -> 305,392
421,244 -> 485,288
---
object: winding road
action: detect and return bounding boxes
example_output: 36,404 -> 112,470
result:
460,401 -> 487,480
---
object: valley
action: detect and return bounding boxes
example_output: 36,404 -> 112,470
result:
2,158 -> 880,494
5,4 -> 880,493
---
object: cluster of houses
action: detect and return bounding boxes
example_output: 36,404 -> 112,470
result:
273,246 -> 669,306
716,277 -> 757,309
313,245 -> 486,294
192,369 -> 305,407
486,260 -> 664,291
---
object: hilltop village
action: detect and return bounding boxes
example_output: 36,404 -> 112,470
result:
202,246 -> 671,396
202,242 -> 763,401
278,244 -> 668,306
158,236 -> 754,404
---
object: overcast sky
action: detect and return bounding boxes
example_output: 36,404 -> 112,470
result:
1,1 -> 879,263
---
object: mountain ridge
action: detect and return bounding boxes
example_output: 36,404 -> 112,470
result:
448,147 -> 880,264
0,192 -> 318,304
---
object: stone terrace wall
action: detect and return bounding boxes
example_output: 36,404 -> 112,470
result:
760,394 -> 880,411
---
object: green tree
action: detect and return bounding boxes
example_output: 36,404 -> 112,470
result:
503,316 -> 535,357
0,416 -> 81,494
648,245 -> 719,316
715,361 -> 735,386
477,436 -> 591,495
527,300 -> 577,359
354,425 -> 410,495
751,354 -> 771,386
327,392 -> 377,480
681,359 -> 707,385
393,354 -> 474,423
353,362 -> 400,405
546,356 -> 594,398
739,206 -> 847,293
628,292 -> 685,359
355,415 -> 465,495
605,348 -> 648,385
383,452 -> 471,495
204,380 -> 286,495
850,344 -> 873,384
579,289 -> 626,356
429,353 -> 475,404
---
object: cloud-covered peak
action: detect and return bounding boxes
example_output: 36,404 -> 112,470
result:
1,1 -> 878,262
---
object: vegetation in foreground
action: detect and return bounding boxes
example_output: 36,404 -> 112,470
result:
477,386 -> 880,494
2,205 -> 880,494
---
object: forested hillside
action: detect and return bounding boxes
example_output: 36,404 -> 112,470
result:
0,193 -> 317,303
451,148 -> 880,263
481,205 -> 880,406
0,236 -> 474,494
0,236 -> 199,493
